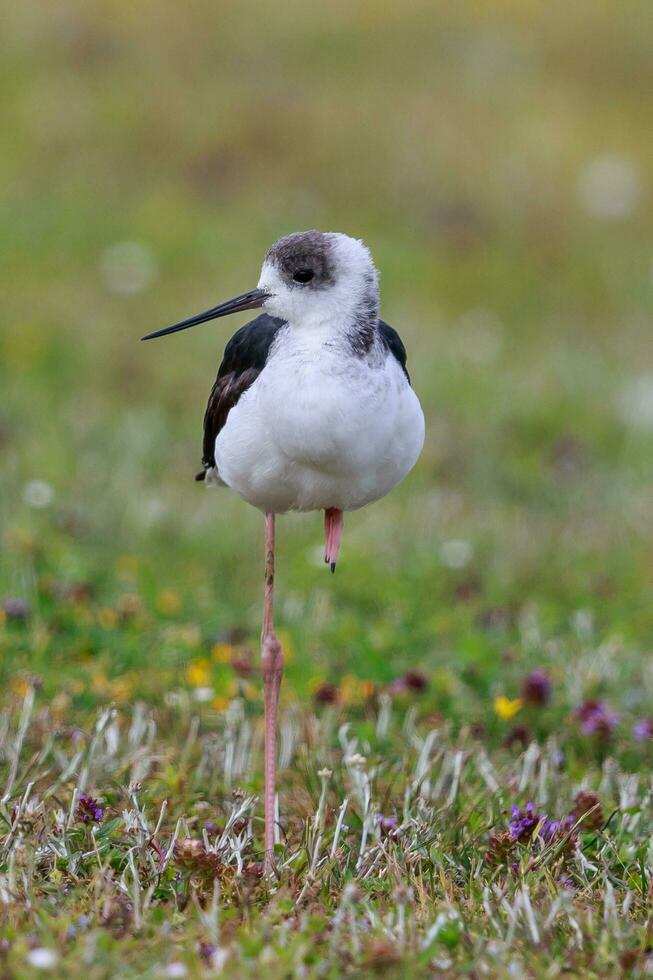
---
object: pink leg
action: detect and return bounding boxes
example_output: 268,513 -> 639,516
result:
261,512 -> 284,871
323,508 -> 344,573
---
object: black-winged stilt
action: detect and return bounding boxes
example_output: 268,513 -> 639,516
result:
143,231 -> 424,868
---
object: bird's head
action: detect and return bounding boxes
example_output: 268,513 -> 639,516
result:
257,231 -> 379,329
142,231 -> 379,341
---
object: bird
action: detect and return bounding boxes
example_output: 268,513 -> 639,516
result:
142,230 -> 425,868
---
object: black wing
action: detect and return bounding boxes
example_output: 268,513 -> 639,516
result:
379,319 -> 410,383
196,313 -> 286,481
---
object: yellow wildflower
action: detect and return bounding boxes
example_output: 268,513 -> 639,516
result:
186,659 -> 211,687
339,674 -> 362,705
157,589 -> 181,615
212,642 -> 235,664
212,695 -> 229,711
494,696 -> 523,720
11,678 -> 31,698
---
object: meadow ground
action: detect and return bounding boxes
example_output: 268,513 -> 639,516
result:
1,1 -> 653,976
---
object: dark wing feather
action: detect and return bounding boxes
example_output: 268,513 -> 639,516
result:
378,319 -> 410,383
196,314 -> 286,481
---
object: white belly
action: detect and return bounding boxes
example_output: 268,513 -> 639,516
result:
213,347 -> 424,513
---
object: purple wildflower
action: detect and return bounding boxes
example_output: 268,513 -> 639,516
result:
389,670 -> 428,695
198,943 -> 218,963
540,816 -> 574,839
574,699 -> 619,736
378,814 -> 399,837
403,670 -> 428,692
76,794 -> 104,824
313,682 -> 339,706
521,669 -> 552,706
2,597 -> 30,621
509,803 -> 572,843
509,803 -> 541,841
633,718 -> 653,741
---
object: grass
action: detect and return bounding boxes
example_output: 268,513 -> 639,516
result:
1,0 -> 653,974
2,688 -> 653,976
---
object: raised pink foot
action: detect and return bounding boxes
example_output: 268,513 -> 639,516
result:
323,507 -> 344,573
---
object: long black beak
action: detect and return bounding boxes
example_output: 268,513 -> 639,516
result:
141,288 -> 269,341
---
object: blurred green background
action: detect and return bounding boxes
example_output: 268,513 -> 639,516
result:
1,0 -> 652,713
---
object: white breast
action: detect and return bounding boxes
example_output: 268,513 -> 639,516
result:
213,333 -> 424,514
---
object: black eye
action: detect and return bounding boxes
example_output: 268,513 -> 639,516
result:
292,268 -> 314,284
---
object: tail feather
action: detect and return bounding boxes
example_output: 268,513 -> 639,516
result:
196,466 -> 225,487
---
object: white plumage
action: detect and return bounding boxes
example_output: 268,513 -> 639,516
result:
214,321 -> 423,513
210,233 -> 425,513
